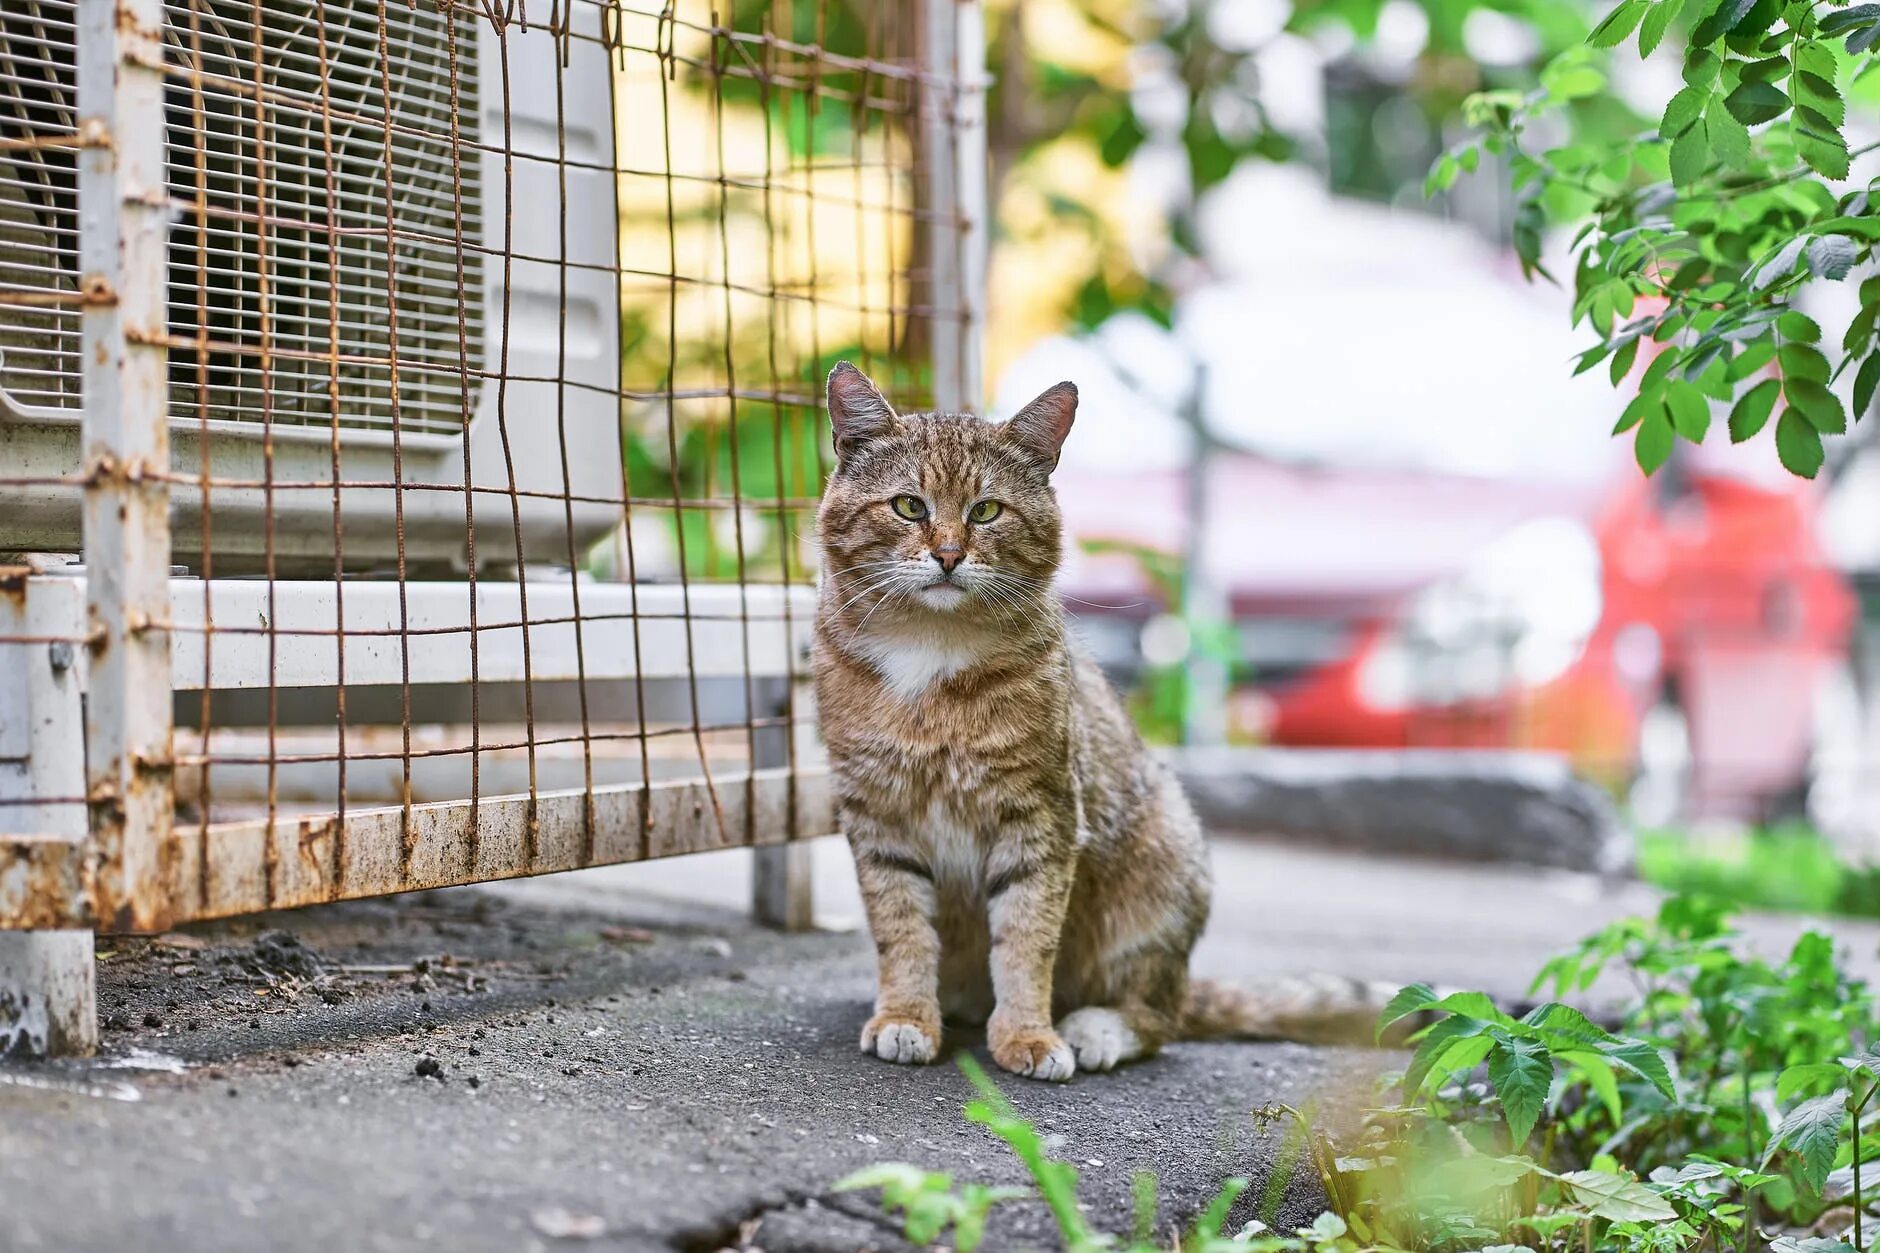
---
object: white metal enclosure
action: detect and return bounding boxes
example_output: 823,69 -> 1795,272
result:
0,0 -> 987,1056
0,0 -> 624,572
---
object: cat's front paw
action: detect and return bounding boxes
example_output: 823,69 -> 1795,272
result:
988,1023 -> 1075,1082
860,1013 -> 940,1065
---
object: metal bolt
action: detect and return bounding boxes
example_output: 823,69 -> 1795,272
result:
47,642 -> 73,674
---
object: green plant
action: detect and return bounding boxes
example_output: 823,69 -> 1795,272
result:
845,896 -> 1880,1252
1638,825 -> 1880,920
839,1055 -> 1271,1252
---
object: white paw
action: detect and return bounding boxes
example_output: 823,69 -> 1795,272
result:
1030,1039 -> 1076,1082
1057,1008 -> 1142,1073
861,1018 -> 937,1065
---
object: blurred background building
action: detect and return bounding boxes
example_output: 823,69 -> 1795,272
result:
976,0 -> 1880,857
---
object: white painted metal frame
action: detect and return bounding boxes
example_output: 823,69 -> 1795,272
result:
0,572 -> 96,1055
79,0 -> 174,936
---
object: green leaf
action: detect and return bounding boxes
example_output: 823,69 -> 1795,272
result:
1683,47 -> 1722,88
1522,1002 -> 1618,1043
1376,982 -> 1439,1040
1725,79 -> 1789,124
1636,405 -> 1676,474
1600,1038 -> 1679,1100
1776,407 -> 1826,477
1780,343 -> 1830,382
1779,310 -> 1823,342
1708,101 -> 1752,167
1661,86 -> 1707,138
1787,377 -> 1847,433
1667,381 -> 1712,440
1763,1090 -> 1849,1193
1615,391 -> 1658,433
1753,236 -> 1808,290
1693,0 -> 1758,44
1559,1170 -> 1680,1222
1641,1 -> 1677,54
1779,1062 -> 1849,1102
1405,1014 -> 1494,1095
1855,353 -> 1880,418
1807,235 -> 1857,280
1610,338 -> 1641,385
1820,4 -> 1880,34
1488,1036 -> 1553,1146
1670,118 -> 1710,187
1730,338 -> 1777,379
1574,343 -> 1613,376
1731,378 -> 1781,441
1589,0 -> 1649,45
1742,55 -> 1792,83
1433,990 -> 1513,1023
1796,110 -> 1852,180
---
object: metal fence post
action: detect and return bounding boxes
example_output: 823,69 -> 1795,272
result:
753,677 -> 815,931
78,0 -> 175,933
922,0 -> 987,415
0,571 -> 98,1056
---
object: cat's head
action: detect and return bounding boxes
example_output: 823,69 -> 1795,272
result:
816,361 -> 1076,626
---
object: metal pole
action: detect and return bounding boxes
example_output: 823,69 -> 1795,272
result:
921,0 -> 987,414
1180,365 -> 1228,747
79,0 -> 175,933
0,570 -> 98,1056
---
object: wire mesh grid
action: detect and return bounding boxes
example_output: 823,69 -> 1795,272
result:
0,0 -> 984,930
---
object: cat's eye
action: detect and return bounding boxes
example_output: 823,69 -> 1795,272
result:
968,499 -> 1003,524
890,495 -> 928,521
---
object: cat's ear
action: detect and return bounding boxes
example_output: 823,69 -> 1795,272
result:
826,361 -> 898,462
1003,381 -> 1078,472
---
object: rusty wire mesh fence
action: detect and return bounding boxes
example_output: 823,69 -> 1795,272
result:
0,0 -> 985,934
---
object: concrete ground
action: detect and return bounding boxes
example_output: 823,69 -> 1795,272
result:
4,834 -> 1877,1253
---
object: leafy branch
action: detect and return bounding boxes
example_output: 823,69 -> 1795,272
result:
1438,0 -> 1880,477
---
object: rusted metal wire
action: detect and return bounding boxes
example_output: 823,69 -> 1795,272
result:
0,0 -> 981,933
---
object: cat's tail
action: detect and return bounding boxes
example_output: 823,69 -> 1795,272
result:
1179,975 -> 1412,1047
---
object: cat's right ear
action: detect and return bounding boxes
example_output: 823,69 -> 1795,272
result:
827,361 -> 898,463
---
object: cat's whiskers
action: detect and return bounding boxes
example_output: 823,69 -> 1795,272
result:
829,573 -> 908,623
854,567 -> 934,632
971,569 -> 1055,640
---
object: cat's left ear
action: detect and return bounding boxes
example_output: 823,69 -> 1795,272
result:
1003,381 -> 1077,473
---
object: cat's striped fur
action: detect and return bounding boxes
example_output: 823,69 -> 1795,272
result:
812,363 -> 1392,1081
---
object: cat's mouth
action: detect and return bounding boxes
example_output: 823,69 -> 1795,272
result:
916,581 -> 968,609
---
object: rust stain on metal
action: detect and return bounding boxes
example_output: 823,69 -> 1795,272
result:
75,117 -> 113,151
0,841 -> 94,931
297,816 -> 338,877
79,273 -> 118,307
0,567 -> 29,608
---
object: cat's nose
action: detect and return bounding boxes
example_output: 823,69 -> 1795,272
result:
931,545 -> 963,574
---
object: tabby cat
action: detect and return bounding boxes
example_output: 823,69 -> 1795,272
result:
812,362 -> 1385,1081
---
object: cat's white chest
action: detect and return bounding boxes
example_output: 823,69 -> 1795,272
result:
853,632 -> 981,701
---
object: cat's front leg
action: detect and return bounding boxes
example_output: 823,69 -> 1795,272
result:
985,839 -> 1077,1082
851,833 -> 943,1065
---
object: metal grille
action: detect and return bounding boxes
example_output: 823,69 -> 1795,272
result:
0,0 -> 481,435
0,0 -> 985,954
0,0 -> 81,413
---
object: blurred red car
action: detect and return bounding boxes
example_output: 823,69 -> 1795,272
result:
1054,441 -> 1855,824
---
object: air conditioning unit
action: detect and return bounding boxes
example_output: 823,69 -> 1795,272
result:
0,0 -> 623,574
